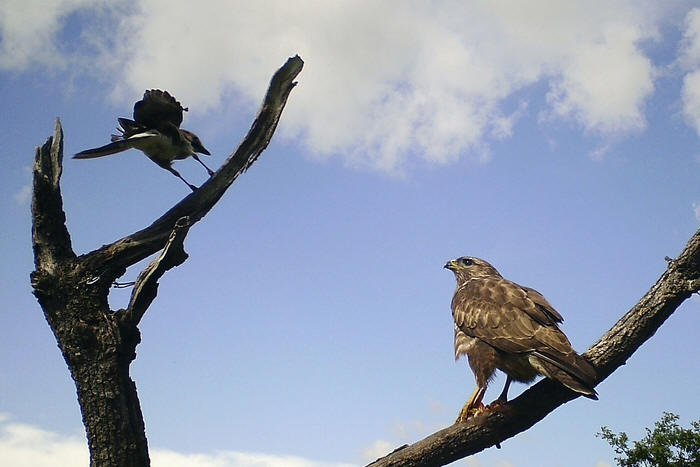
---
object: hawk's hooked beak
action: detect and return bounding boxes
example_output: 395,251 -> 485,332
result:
444,259 -> 458,271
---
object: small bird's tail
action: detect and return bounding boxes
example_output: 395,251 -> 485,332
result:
74,140 -> 133,159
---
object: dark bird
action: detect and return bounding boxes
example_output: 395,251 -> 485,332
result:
444,256 -> 597,422
74,89 -> 213,191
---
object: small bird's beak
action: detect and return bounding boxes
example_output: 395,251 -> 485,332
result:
198,145 -> 211,156
444,259 -> 457,271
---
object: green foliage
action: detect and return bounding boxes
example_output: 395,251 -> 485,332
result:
598,412 -> 700,467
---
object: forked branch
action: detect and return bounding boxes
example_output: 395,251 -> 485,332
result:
125,216 -> 191,325
79,55 -> 304,285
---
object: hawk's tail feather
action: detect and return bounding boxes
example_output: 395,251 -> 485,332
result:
530,353 -> 598,400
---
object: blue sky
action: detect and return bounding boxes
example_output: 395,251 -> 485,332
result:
1,1 -> 700,466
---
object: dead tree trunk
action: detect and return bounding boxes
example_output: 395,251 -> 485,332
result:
30,56 -> 303,467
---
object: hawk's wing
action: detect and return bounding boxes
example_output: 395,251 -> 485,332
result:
520,286 -> 564,324
452,277 -> 570,352
133,90 -> 186,129
452,277 -> 595,387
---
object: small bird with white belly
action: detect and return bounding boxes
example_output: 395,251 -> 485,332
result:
74,89 -> 213,191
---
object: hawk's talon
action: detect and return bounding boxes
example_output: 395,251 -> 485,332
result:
455,402 -> 486,423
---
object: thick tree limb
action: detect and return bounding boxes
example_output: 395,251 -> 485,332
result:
369,228 -> 700,467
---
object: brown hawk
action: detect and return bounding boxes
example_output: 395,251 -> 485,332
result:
74,90 -> 213,191
445,256 -> 597,422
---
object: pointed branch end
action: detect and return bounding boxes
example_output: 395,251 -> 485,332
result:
34,118 -> 64,189
31,119 -> 74,271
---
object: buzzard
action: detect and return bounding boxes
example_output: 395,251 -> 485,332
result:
445,256 -> 597,422
75,89 -> 213,191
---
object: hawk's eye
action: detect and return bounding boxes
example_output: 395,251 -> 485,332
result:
461,258 -> 473,266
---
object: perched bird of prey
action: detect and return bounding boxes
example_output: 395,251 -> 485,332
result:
74,89 -> 213,191
444,256 -> 597,422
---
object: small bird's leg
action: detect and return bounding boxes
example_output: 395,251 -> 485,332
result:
166,166 -> 198,191
456,385 -> 486,423
192,154 -> 215,176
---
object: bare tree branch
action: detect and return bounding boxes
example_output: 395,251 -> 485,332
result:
79,55 -> 304,284
368,228 -> 700,467
124,216 -> 191,326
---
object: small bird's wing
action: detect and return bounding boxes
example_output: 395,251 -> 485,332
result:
133,90 -> 186,129
74,131 -> 159,159
115,118 -> 146,139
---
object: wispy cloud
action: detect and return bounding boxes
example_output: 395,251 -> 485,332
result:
680,8 -> 700,136
590,144 -> 612,161
0,416 -> 355,467
0,0 -> 111,71
361,439 -> 394,463
12,166 -> 32,205
0,1 -> 687,172
13,184 -> 31,205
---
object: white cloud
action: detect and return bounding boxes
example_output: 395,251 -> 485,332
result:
0,420 -> 89,467
681,8 -> 700,136
13,166 -> 32,205
679,7 -> 700,69
150,450 -> 356,467
590,144 -> 612,161
13,183 -> 31,205
0,417 -> 355,467
361,440 -> 394,463
682,70 -> 700,134
0,0 -> 106,70
693,202 -> 700,222
546,23 -> 654,134
0,0 -> 683,172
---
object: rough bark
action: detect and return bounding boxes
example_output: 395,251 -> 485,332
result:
368,229 -> 700,467
30,56 -> 303,467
